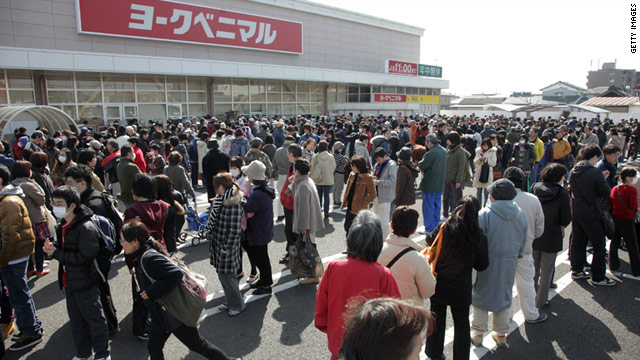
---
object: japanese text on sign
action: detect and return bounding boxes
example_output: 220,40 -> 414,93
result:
76,0 -> 303,54
418,64 -> 442,78
374,94 -> 408,102
385,60 -> 443,78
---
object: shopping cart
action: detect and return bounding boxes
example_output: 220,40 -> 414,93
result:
179,203 -> 209,246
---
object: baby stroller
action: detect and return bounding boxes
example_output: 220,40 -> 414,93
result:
179,202 -> 209,246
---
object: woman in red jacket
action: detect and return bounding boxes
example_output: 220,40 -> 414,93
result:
315,210 -> 401,360
609,167 -> 640,277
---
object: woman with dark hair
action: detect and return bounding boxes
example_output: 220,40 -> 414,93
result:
425,195 -> 489,360
609,166 -> 640,277
531,163 -> 571,309
206,172 -> 246,317
340,297 -> 433,360
121,220 -> 236,360
77,149 -> 106,192
11,160 -> 50,277
569,145 -> 615,286
229,156 -> 247,191
340,156 -> 376,235
44,137 -> 59,169
51,148 -> 75,186
152,175 -> 185,254
163,151 -> 196,203
473,138 -> 497,206
315,210 -> 401,360
28,152 -> 54,211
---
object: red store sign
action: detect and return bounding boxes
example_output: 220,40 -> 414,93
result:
385,60 -> 418,76
374,94 -> 407,102
76,0 -> 304,54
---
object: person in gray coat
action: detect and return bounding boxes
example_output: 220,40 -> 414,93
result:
471,179 -> 527,349
371,147 -> 397,239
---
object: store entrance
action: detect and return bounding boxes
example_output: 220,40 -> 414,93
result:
105,104 -> 138,124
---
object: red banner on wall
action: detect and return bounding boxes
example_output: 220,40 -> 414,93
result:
385,60 -> 418,76
76,0 -> 303,54
374,94 -> 407,102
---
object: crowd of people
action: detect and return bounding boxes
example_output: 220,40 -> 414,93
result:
0,111 -> 638,359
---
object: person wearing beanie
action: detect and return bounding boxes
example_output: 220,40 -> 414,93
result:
418,134 -> 447,233
442,132 -> 470,218
471,178 -> 528,349
503,167 -> 547,324
394,147 -> 419,207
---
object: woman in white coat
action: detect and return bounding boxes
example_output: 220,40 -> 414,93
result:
473,138 -> 497,206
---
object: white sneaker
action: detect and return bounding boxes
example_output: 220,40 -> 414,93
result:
491,331 -> 508,348
470,331 -> 484,347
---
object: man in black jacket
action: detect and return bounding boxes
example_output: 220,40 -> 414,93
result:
44,186 -> 110,359
63,165 -> 120,335
202,139 -> 229,202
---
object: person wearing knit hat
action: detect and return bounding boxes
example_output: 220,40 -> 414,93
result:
472,177 -> 528,348
242,160 -> 266,182
503,167 -> 547,324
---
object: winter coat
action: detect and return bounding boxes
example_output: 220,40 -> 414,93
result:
289,174 -> 324,234
370,135 -> 390,158
445,144 -> 469,184
164,165 -> 196,199
394,161 -> 419,206
31,167 -> 54,211
202,149 -> 230,198
426,223 -> 489,307
174,144 -> 191,173
229,136 -> 250,158
595,158 -> 617,190
132,146 -> 147,172
210,186 -> 244,274
53,205 -> 101,293
272,128 -> 286,148
569,160 -> 610,225
354,140 -> 370,164
244,149 -> 274,179
472,147 -> 497,189
315,257 -> 401,360
512,143 -> 537,172
341,172 -> 376,215
134,244 -> 182,333
377,234 -> 436,303
197,140 -> 208,174
116,158 -> 141,205
531,182 -> 572,253
418,144 -> 447,193
473,200 -> 527,312
0,185 -> 34,267
373,159 -> 397,203
11,177 -> 47,224
610,184 -> 638,220
124,200 -> 170,245
245,183 -> 275,246
310,151 -> 336,186
513,190 -> 545,255
273,142 -> 293,176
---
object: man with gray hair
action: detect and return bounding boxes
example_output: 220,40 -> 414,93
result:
419,133 -> 447,233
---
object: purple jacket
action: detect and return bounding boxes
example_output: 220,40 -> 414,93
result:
244,183 -> 275,246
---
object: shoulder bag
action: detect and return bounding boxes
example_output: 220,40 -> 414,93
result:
616,187 -> 640,223
421,226 -> 444,278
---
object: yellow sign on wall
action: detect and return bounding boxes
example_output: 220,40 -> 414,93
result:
405,95 -> 419,103
425,96 -> 433,103
418,95 -> 426,103
432,96 -> 440,103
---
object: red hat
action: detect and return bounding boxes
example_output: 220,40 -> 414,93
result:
235,129 -> 244,136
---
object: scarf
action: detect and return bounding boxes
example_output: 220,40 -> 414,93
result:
206,186 -> 235,236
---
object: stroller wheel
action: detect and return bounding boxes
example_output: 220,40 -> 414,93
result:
192,237 -> 200,246
179,232 -> 188,241
198,229 -> 206,239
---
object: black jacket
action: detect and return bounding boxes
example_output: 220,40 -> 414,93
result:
133,244 -> 183,333
202,149 -> 230,198
569,160 -> 610,223
31,167 -> 54,211
81,188 -> 110,218
531,182 -> 572,253
53,205 -> 101,293
427,224 -> 489,307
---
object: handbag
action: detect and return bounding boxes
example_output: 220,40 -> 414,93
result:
616,186 -> 640,223
421,225 -> 444,278
478,163 -> 490,184
288,232 -> 324,279
140,250 -> 208,327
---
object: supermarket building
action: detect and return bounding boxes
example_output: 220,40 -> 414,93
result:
0,0 -> 449,128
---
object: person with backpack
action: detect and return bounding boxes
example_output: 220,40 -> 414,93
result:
43,185 -> 110,360
63,164 -> 121,335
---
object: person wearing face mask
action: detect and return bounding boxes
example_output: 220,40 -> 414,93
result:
609,167 -> 640,278
51,148 -> 75,186
0,164 -> 44,352
512,135 -> 537,177
116,146 -> 142,209
43,185 -> 110,360
568,145 -> 616,286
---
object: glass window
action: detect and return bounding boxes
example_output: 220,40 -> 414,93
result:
327,84 -> 337,104
213,78 -> 232,102
310,103 -> 323,114
348,93 -> 359,103
348,85 -> 359,96
282,81 -> 295,94
9,90 -> 35,104
251,103 -> 265,114
188,91 -> 206,102
359,85 -> 370,94
0,89 -> 8,104
165,76 -> 186,91
310,93 -> 322,102
310,83 -> 323,94
103,73 -> 134,90
136,74 -> 165,91
426,89 -> 433,96
181,104 -> 188,117
62,105 -> 76,119
75,72 -> 101,89
382,86 -> 395,94
139,104 -> 166,121
232,79 -> 248,103
0,71 -> 5,89
267,93 -> 281,102
268,103 -> 282,117
106,106 -> 120,119
397,87 -> 406,94
359,93 -> 370,103
104,91 -> 135,103
250,79 -> 265,102
167,104 -> 182,118
297,103 -> 309,114
267,80 -> 281,92
420,88 -> 427,95
48,90 -> 75,103
78,105 -> 103,120
337,84 -> 347,103
189,104 -> 206,116
7,70 -> 33,88
214,103 -> 232,119
372,86 -> 382,93
234,103 -> 249,115
282,103 -> 295,115
137,91 -> 165,103
297,92 -> 309,102
433,89 -> 441,96
297,81 -> 309,94
167,92 -> 186,102
188,77 -> 207,91
77,90 -> 102,103
46,72 -> 74,89
283,93 -> 295,102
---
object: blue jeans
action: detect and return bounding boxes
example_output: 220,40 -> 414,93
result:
0,260 -> 42,337
476,187 -> 489,206
316,185 -> 333,216
422,192 -> 442,233
530,162 -> 540,185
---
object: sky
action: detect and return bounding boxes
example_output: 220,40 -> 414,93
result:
311,0 -> 639,96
